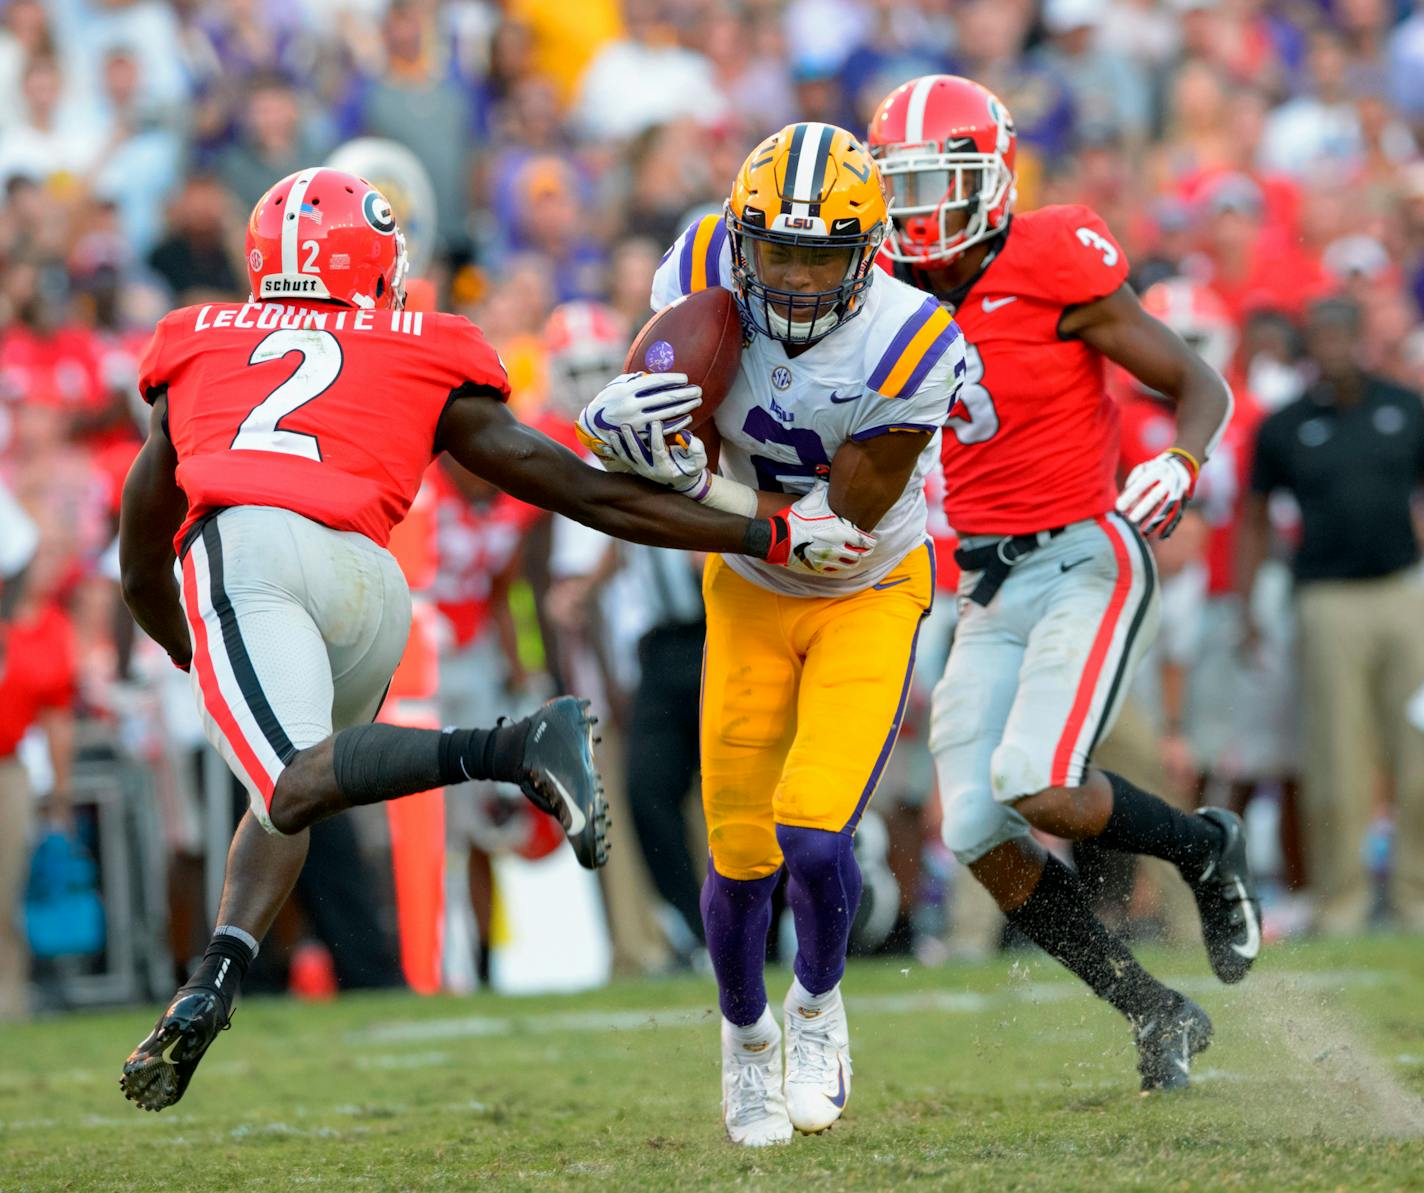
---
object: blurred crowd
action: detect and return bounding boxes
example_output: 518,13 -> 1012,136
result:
2,0 -> 1424,1014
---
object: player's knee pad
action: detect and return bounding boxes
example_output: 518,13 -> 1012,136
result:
989,739 -> 1053,806
708,820 -> 783,882
940,785 -> 1030,865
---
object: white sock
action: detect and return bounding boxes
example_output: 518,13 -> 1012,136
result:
726,1005 -> 778,1047
788,976 -> 839,1014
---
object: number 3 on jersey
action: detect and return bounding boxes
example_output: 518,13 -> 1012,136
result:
231,329 -> 344,461
946,343 -> 999,445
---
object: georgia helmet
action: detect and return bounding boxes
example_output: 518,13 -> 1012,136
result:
543,301 -> 629,419
1142,276 -> 1237,377
246,167 -> 409,310
867,75 -> 1017,266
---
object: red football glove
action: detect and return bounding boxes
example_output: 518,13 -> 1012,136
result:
765,486 -> 877,575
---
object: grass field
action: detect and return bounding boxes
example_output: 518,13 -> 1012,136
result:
3,936 -> 1422,1192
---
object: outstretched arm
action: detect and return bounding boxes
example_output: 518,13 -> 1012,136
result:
119,393 -> 193,666
1063,284 -> 1232,462
436,390 -> 774,558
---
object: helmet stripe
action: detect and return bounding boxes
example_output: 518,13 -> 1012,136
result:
281,169 -> 319,276
780,123 -> 809,214
805,124 -> 835,215
791,123 -> 833,205
905,76 -> 935,143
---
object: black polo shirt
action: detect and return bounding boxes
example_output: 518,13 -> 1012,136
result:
1251,375 -> 1424,583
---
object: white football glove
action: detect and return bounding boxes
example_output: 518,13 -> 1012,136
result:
766,484 -> 878,575
598,418 -> 710,494
576,371 -> 701,455
1116,449 -> 1199,540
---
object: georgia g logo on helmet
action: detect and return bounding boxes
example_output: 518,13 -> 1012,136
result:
724,122 -> 888,347
362,190 -> 398,235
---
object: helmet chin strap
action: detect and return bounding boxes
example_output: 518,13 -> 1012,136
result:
766,303 -> 841,342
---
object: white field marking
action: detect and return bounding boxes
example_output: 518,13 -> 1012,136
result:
353,1049 -> 451,1071
351,969 -> 1386,1046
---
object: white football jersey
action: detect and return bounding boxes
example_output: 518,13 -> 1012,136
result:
652,213 -> 965,597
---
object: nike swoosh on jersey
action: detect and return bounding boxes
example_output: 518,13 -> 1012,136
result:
981,295 -> 1018,313
546,773 -> 587,835
1059,558 -> 1091,573
828,390 -> 864,404
872,576 -> 911,589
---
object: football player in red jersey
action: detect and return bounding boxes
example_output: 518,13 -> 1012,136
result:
115,168 -> 867,1112
869,77 -> 1258,1092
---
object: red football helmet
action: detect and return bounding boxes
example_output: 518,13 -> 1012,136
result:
245,167 -> 408,309
543,302 -> 629,418
1142,277 -> 1237,376
868,75 -> 1017,266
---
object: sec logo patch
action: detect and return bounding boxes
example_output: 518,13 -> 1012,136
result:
771,366 -> 792,391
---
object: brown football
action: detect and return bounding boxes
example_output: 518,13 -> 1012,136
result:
623,287 -> 743,430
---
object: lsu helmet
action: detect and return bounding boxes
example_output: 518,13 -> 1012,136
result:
725,122 -> 887,346
868,75 -> 1017,266
543,302 -> 629,419
246,168 -> 409,309
1142,277 -> 1236,377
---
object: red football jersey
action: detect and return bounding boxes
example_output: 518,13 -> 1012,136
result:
889,205 -> 1130,535
137,301 -> 510,552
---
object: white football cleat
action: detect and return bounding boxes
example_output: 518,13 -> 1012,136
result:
721,1009 -> 793,1147
783,982 -> 852,1133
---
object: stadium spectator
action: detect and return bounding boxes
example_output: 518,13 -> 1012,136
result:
1035,0 -> 1152,147
339,0 -> 487,253
0,53 -> 105,189
216,73 -> 332,214
88,47 -> 184,258
1258,29 -> 1370,179
573,0 -> 727,142
146,174 -> 242,302
1240,296 -> 1424,935
0,529 -> 77,1021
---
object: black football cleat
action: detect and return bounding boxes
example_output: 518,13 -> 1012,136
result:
120,988 -> 231,1111
517,696 -> 610,870
1190,808 -> 1262,984
1134,993 -> 1213,1093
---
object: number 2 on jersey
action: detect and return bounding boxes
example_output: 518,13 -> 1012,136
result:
946,343 -> 1000,445
231,329 -> 344,461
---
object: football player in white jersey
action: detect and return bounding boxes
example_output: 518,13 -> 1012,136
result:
577,122 -> 965,1146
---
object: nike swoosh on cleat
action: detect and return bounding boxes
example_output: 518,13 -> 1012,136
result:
160,1036 -> 182,1064
829,1059 -> 848,1108
546,773 -> 588,835
1176,1028 -> 1192,1076
1230,878 -> 1261,958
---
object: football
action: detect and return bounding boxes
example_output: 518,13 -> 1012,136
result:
623,286 -> 743,430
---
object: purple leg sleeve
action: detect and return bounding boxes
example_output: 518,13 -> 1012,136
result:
776,824 -> 863,996
700,866 -> 780,1026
